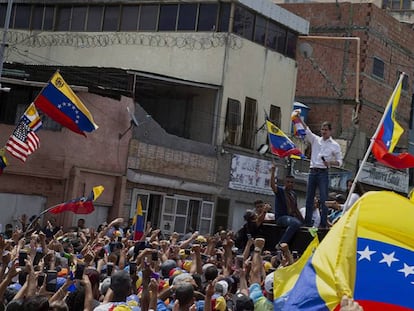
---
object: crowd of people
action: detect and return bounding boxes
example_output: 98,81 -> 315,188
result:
0,211 -> 363,311
0,119 -> 365,310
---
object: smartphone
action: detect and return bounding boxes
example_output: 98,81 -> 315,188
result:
117,236 -> 122,243
184,249 -> 191,256
75,263 -> 85,280
18,251 -> 27,267
46,270 -> 57,292
18,272 -> 28,286
129,262 -> 137,275
33,251 -> 43,266
107,263 -> 114,276
151,252 -> 158,261
37,273 -> 45,287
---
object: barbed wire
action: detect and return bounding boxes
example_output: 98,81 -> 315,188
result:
5,31 -> 244,51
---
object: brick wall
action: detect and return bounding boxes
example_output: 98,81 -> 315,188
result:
128,140 -> 217,183
282,3 -> 414,147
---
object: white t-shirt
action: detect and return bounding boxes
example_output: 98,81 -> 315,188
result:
300,207 -> 320,228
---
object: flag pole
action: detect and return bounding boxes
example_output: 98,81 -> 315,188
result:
344,73 -> 405,209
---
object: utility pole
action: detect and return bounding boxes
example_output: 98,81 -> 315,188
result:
0,0 -> 13,92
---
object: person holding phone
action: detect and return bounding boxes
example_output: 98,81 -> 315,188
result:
294,114 -> 343,228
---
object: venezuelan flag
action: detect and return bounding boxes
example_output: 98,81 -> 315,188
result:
273,235 -> 319,310
50,186 -> 104,214
372,75 -> 414,169
34,71 -> 98,136
266,119 -> 304,158
291,109 -> 306,138
283,191 -> 414,310
133,197 -> 144,241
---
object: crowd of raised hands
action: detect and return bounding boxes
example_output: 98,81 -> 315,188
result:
0,215 -> 363,311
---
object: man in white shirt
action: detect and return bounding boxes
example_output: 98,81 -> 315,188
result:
301,121 -> 343,228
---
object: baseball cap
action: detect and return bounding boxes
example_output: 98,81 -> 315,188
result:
264,272 -> 274,293
216,280 -> 228,295
195,235 -> 207,244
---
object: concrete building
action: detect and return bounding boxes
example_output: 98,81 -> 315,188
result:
0,0 -> 309,233
280,2 -> 413,194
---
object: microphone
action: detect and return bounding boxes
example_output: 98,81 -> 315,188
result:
321,156 -> 329,168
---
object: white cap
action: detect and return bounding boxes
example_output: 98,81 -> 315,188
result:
264,272 -> 274,293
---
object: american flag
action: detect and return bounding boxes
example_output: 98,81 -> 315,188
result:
6,121 -> 40,162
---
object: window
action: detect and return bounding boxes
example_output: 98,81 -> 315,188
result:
139,5 -> 158,31
159,195 -> 213,235
198,3 -> 218,31
397,71 -> 409,91
240,97 -> 257,149
254,15 -> 267,45
0,4 -> 6,28
266,21 -> 287,53
214,198 -> 229,232
383,0 -> 411,9
286,30 -> 297,59
71,6 -> 87,31
373,57 -> 385,79
14,4 -> 31,29
158,4 -> 178,31
31,6 -> 44,30
103,6 -> 119,31
270,105 -> 281,127
43,6 -> 55,30
225,98 -> 241,145
177,4 -> 197,31
86,6 -> 103,31
120,5 -> 139,31
218,3 -> 231,32
55,6 -> 71,31
233,6 -> 254,40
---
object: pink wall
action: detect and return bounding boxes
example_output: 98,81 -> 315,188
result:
0,93 -> 133,227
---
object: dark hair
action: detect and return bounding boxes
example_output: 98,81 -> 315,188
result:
321,121 -> 332,130
65,285 -> 85,311
285,175 -> 295,179
23,296 -> 49,311
243,210 -> 256,222
204,265 -> 218,282
5,299 -> 24,311
254,199 -> 263,206
175,283 -> 194,308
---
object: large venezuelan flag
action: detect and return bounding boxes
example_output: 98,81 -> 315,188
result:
372,75 -> 414,169
281,191 -> 414,310
266,120 -> 304,158
34,71 -> 98,136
